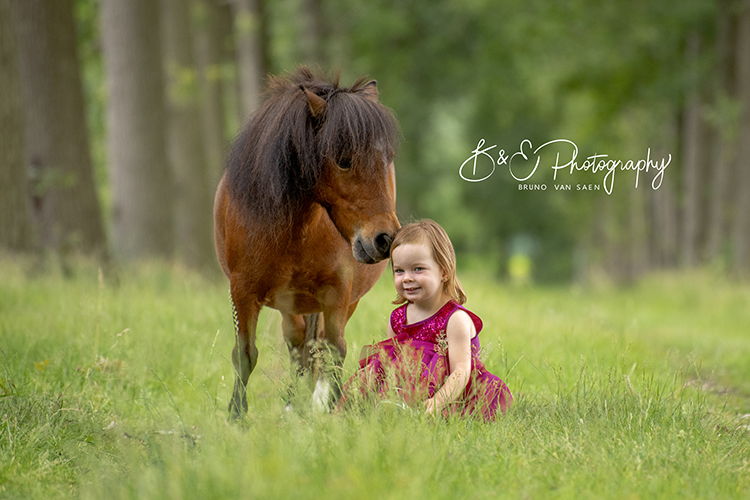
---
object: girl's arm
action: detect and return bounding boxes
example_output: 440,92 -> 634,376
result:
425,310 -> 474,415
386,318 -> 395,339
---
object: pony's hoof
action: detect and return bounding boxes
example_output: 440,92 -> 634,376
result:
311,378 -> 332,413
227,399 -> 248,420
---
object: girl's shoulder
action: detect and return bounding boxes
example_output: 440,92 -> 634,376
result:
448,303 -> 483,336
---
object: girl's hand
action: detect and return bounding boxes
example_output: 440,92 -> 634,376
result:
424,398 -> 437,416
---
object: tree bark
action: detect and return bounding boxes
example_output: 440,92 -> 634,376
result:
161,0 -> 216,270
0,0 -> 35,251
231,0 -> 266,118
649,117 -> 680,269
194,0 -> 233,185
629,179 -> 649,279
299,0 -> 324,65
11,0 -> 108,257
680,33 -> 707,268
732,0 -> 750,275
101,0 -> 173,260
707,0 -> 738,264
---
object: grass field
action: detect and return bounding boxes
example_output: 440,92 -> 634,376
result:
1,255 -> 749,499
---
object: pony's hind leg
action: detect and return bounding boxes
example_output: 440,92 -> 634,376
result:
228,284 -> 260,418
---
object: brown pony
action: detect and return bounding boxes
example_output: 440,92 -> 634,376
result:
213,67 -> 400,416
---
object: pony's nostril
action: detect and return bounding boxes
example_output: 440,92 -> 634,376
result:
374,233 -> 393,255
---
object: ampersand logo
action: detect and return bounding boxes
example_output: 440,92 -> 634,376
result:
508,139 -> 541,182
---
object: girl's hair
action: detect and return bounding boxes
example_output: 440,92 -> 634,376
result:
391,219 -> 467,305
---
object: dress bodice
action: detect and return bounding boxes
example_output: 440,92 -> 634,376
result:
390,300 -> 483,345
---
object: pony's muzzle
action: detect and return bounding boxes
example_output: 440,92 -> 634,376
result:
353,231 -> 394,264
374,233 -> 393,256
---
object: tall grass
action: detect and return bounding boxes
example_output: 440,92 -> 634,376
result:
1,255 -> 749,498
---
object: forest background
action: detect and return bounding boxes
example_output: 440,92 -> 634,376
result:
1,0 -> 750,284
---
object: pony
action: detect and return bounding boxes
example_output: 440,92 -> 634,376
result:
213,67 -> 400,416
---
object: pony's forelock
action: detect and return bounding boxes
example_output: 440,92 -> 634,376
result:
225,67 -> 399,232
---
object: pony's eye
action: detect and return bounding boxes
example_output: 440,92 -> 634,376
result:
337,157 -> 352,170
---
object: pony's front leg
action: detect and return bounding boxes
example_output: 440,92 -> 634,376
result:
281,312 -> 308,378
280,312 -> 317,410
228,282 -> 260,418
311,300 -> 360,410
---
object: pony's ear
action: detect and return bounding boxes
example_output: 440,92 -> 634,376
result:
300,86 -> 327,117
361,80 -> 379,101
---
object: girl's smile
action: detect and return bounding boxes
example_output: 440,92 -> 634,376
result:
391,243 -> 447,314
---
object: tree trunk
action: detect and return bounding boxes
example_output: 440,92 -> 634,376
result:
680,33 -> 707,268
733,0 -> 750,275
101,0 -> 173,260
232,0 -> 266,118
649,117 -> 680,269
300,0 -> 324,65
161,0 -> 216,270
0,0 -> 35,251
11,0 -> 108,257
707,0 -> 738,264
629,180 -> 649,279
194,0 -> 233,185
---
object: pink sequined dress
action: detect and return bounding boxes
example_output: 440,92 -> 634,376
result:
338,300 -> 512,420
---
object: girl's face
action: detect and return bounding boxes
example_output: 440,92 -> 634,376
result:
391,243 -> 447,307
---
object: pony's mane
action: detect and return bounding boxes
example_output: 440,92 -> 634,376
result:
225,66 -> 400,230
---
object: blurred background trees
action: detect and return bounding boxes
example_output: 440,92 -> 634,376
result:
1,0 -> 749,284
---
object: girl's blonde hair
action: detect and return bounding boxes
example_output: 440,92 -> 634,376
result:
390,219 -> 467,305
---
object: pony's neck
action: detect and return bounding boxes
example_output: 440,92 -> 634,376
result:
265,198 -> 325,245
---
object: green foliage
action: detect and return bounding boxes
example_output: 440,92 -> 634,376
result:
321,0 -> 720,281
1,258 -> 749,498
65,0 -> 727,280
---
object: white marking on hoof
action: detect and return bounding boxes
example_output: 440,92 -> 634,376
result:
311,378 -> 331,413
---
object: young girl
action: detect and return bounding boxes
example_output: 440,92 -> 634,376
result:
338,219 -> 512,420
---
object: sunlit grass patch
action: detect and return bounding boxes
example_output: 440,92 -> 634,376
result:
1,256 -> 749,499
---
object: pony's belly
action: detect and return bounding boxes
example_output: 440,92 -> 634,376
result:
267,291 -> 322,315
